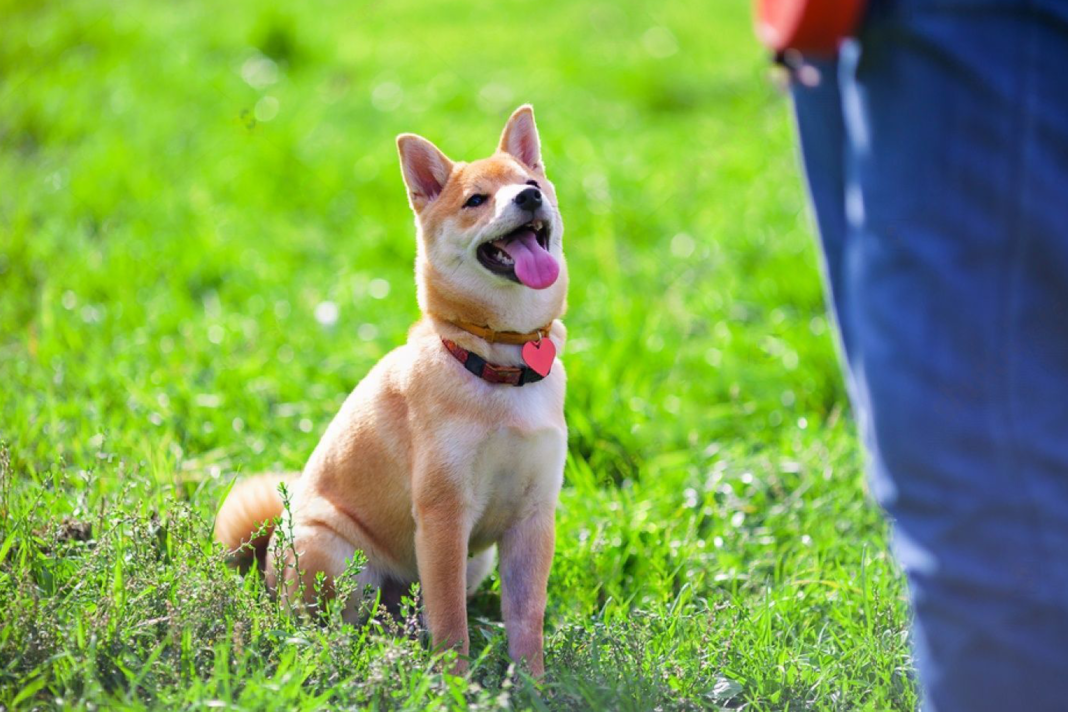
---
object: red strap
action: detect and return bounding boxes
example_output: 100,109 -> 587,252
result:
442,338 -> 541,387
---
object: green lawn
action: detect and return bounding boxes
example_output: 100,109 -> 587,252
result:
0,0 -> 916,709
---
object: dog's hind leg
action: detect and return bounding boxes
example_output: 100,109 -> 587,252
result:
266,520 -> 360,620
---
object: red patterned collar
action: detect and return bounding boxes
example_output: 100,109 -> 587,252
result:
441,338 -> 547,387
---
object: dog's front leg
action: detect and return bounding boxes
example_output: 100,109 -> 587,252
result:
414,486 -> 471,673
499,508 -> 555,678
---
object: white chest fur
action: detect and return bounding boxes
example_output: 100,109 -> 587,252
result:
465,423 -> 566,552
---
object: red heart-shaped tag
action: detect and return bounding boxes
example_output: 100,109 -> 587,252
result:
521,338 -> 556,377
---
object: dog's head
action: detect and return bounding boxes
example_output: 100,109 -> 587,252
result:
397,105 -> 567,331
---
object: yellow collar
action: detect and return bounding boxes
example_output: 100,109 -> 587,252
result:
442,318 -> 551,345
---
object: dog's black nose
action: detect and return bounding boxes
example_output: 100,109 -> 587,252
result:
514,187 -> 542,211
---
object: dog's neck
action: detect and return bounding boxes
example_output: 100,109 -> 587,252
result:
418,299 -> 563,367
424,315 -> 545,367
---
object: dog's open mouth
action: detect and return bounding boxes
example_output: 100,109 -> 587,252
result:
476,220 -> 559,290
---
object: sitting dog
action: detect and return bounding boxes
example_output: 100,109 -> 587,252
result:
215,105 -> 568,676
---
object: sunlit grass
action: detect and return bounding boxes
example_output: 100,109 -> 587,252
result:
0,0 -> 915,709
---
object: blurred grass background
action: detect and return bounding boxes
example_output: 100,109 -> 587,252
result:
0,0 -> 915,709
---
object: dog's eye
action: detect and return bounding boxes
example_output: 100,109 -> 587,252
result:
525,180 -> 540,188
464,194 -> 488,208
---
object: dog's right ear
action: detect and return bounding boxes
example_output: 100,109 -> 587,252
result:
397,134 -> 454,213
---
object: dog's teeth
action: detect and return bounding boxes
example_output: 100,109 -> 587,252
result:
489,245 -> 514,266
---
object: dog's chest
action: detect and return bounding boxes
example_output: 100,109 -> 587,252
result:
465,422 -> 566,549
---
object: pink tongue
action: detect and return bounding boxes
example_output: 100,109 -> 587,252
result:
497,229 -> 559,289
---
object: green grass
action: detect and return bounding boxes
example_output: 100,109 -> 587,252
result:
0,0 -> 916,709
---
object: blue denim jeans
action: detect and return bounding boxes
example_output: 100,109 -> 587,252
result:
790,1 -> 1068,710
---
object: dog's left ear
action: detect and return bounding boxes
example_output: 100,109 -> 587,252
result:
498,105 -> 542,173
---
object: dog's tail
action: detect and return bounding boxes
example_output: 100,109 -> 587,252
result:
214,472 -> 295,569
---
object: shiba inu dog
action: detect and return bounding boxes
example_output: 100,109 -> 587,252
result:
214,105 -> 567,676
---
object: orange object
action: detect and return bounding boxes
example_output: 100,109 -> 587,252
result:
754,0 -> 866,56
